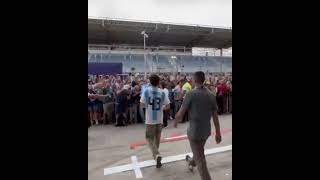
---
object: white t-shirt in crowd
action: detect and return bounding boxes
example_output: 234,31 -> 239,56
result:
140,86 -> 170,125
162,88 -> 169,98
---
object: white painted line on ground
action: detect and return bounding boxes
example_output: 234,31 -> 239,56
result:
138,159 -> 156,168
131,156 -> 143,179
139,145 -> 232,168
104,164 -> 133,175
104,145 -> 232,177
204,145 -> 232,155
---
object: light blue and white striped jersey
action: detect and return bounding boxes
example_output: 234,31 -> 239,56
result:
141,83 -> 151,96
140,86 -> 170,125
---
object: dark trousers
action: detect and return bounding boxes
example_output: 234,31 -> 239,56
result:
228,94 -> 232,113
163,110 -> 169,127
217,96 -> 224,114
188,136 -> 211,180
170,103 -> 175,119
223,95 -> 228,113
174,100 -> 182,114
182,99 -> 188,122
139,105 -> 145,123
132,102 -> 139,123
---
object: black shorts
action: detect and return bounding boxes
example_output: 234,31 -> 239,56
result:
88,102 -> 94,112
92,102 -> 99,112
97,101 -> 103,113
116,104 -> 127,113
170,103 -> 175,109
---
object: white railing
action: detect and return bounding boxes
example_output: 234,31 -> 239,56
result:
88,50 -> 192,56
88,16 -> 232,30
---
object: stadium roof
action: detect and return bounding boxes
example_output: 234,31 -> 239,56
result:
88,17 -> 232,49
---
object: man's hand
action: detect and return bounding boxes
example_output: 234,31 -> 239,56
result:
212,111 -> 221,144
175,111 -> 182,123
215,132 -> 222,144
173,107 -> 183,128
91,94 -> 98,99
164,104 -> 170,111
174,119 -> 178,128
140,103 -> 145,108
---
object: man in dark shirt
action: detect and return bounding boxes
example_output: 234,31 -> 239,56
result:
168,82 -> 175,119
131,80 -> 137,87
130,85 -> 141,123
115,85 -> 130,126
93,83 -> 104,125
101,80 -> 114,124
175,71 -> 221,180
217,80 -> 229,114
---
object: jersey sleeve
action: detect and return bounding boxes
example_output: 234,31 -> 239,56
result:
140,89 -> 146,104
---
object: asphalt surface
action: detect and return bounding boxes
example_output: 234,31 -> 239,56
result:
88,114 -> 232,180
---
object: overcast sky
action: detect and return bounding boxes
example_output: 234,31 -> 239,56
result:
88,0 -> 232,27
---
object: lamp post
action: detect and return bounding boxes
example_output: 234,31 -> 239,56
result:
141,30 -> 149,80
171,55 -> 177,75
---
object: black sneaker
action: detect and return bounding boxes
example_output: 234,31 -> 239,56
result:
186,155 -> 194,172
156,155 -> 162,168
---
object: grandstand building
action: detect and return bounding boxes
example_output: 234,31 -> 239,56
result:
88,17 -> 232,74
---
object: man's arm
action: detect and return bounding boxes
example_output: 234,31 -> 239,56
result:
210,93 -> 222,144
179,89 -> 186,100
88,94 -> 97,98
133,90 -> 140,97
94,94 -> 108,97
140,90 -> 146,108
175,107 -> 186,124
174,93 -> 191,128
212,111 -> 221,144
140,102 -> 146,108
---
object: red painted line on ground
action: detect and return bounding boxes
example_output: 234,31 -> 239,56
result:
130,128 -> 232,149
170,132 -> 183,137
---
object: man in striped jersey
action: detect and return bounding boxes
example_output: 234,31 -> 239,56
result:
140,74 -> 170,168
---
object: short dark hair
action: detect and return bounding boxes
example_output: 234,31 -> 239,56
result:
160,81 -> 166,89
194,71 -> 205,84
149,74 -> 160,87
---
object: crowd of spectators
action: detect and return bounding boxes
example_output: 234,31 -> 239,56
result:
88,73 -> 232,127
